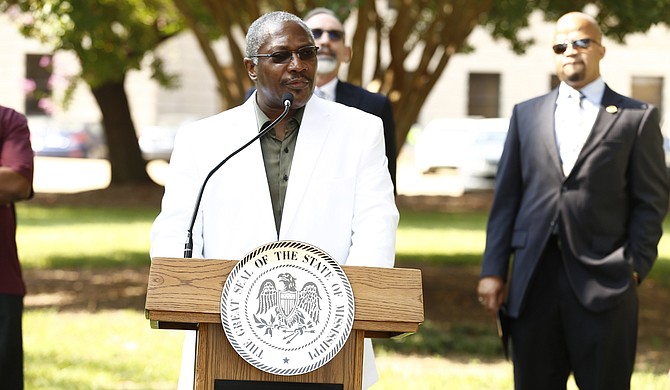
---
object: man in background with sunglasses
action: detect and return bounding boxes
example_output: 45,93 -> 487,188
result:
477,11 -> 668,389
151,10 -> 398,390
304,8 -> 397,193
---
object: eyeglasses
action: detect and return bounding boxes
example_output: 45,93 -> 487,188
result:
250,46 -> 319,64
552,38 -> 600,54
312,29 -> 345,41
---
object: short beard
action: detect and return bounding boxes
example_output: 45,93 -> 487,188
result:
562,63 -> 585,83
565,71 -> 585,83
316,56 -> 338,75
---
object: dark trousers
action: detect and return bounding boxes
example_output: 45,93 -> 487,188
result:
509,237 -> 638,390
0,294 -> 24,390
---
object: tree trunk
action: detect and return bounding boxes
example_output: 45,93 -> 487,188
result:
90,76 -> 152,185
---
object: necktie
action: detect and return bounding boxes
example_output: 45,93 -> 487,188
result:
574,92 -> 585,125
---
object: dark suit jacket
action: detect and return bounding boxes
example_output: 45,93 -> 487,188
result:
335,81 -> 397,191
481,85 -> 669,317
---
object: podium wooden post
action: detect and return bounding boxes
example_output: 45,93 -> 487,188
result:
145,258 -> 424,389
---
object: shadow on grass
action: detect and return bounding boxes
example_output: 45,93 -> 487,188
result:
399,253 -> 670,287
648,258 -> 670,288
397,253 -> 483,267
375,321 -> 504,360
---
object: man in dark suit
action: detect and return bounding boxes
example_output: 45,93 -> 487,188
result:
477,11 -> 669,389
304,8 -> 397,192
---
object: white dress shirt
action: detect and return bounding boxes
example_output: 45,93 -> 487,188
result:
554,78 -> 605,175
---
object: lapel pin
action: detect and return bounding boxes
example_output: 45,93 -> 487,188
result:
606,105 -> 618,114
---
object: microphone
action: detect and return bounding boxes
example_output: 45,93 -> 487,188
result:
184,92 -> 295,258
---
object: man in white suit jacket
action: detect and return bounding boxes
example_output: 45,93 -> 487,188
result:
150,11 -> 398,389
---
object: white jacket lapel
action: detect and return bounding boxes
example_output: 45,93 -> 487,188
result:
217,99 -> 277,243
280,98 -> 330,237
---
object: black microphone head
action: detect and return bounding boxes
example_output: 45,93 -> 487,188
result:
282,92 -> 294,107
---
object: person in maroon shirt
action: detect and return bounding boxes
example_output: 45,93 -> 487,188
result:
0,105 -> 34,389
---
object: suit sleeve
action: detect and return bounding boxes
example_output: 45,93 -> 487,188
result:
626,105 -> 669,282
0,109 -> 34,183
150,122 -> 207,259
0,108 -> 34,203
480,105 -> 524,281
380,97 -> 397,191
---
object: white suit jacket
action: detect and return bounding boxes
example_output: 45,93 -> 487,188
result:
150,93 -> 398,264
150,94 -> 399,389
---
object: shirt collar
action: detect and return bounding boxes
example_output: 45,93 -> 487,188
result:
316,78 -> 338,101
558,77 -> 605,105
252,94 -> 305,134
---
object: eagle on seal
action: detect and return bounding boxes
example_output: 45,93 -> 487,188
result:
256,273 -> 322,328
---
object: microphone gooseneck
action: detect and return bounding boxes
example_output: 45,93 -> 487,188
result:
184,92 -> 295,258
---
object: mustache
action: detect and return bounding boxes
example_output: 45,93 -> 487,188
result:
317,49 -> 336,58
282,75 -> 313,84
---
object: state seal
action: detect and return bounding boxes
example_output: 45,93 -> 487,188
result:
220,240 -> 355,375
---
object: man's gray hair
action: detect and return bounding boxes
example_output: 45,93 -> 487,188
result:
246,11 -> 314,64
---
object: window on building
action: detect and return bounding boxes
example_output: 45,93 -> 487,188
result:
468,73 -> 500,118
25,54 -> 53,116
632,76 -> 663,120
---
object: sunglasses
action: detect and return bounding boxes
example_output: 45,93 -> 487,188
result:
250,46 -> 319,64
312,29 -> 345,41
552,38 -> 600,54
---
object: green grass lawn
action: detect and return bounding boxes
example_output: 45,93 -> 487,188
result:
16,206 -> 156,269
16,205 -> 670,282
15,204 -> 670,388
25,310 -> 182,389
395,209 -> 670,287
22,311 -> 670,389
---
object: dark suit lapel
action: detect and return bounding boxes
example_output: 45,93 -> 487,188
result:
533,90 -> 563,174
335,81 -> 360,107
573,86 -> 624,170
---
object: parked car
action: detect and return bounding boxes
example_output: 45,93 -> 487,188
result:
414,117 -> 509,187
460,124 -> 509,190
28,117 -> 107,158
138,124 -> 179,161
415,118 -> 480,174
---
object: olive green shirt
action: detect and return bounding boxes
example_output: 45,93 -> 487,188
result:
253,99 -> 304,235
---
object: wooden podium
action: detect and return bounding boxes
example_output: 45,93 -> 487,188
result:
145,257 -> 424,389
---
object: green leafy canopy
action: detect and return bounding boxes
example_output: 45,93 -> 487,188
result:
2,0 -> 184,90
